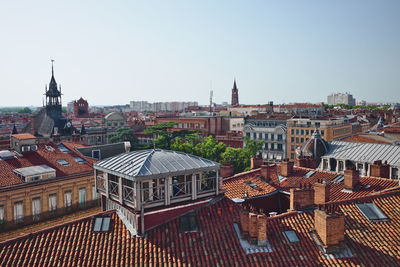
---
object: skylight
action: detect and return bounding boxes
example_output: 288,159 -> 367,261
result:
283,230 -> 300,243
179,212 -> 198,233
332,175 -> 344,183
93,217 -> 112,232
57,144 -> 71,153
74,157 -> 87,164
356,203 -> 388,222
244,181 -> 258,189
304,171 -> 316,178
57,159 -> 70,166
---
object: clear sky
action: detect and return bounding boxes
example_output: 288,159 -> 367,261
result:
0,0 -> 399,107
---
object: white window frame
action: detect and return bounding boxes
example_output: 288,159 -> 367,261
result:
92,185 -> 98,200
14,201 -> 23,222
64,191 -> 72,207
32,197 -> 41,220
0,205 -> 4,221
79,188 -> 86,205
49,193 -> 57,211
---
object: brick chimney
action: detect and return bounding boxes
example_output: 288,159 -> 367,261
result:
257,214 -> 267,246
260,164 -> 274,182
290,184 -> 314,210
248,213 -> 258,241
314,206 -> 345,249
251,156 -> 263,169
343,168 -> 360,191
370,160 -> 390,178
281,159 -> 294,177
220,163 -> 234,178
296,156 -> 317,169
240,209 -> 249,237
314,179 -> 330,205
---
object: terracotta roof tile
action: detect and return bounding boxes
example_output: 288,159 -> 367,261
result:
2,191 -> 400,266
10,133 -> 36,140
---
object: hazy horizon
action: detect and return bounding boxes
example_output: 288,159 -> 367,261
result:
1,1 -> 399,107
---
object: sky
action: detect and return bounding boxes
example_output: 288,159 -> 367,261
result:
0,0 -> 399,107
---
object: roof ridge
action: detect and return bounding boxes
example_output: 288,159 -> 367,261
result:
223,168 -> 261,181
136,149 -> 156,176
0,209 -> 115,246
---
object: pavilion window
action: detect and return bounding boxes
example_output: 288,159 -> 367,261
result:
338,161 -> 344,172
96,171 -> 106,192
49,193 -> 57,211
142,178 -> 165,203
14,201 -> 23,223
171,175 -> 192,198
122,179 -> 135,204
108,174 -> 119,197
197,171 -> 217,193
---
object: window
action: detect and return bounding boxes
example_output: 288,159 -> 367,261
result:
277,144 -> 283,151
296,129 -> 299,135
0,205 -> 4,221
93,217 -> 111,232
265,134 -> 268,140
356,203 -> 388,222
79,188 -> 86,207
190,123 -> 193,128
195,123 -> 199,128
271,134 -> 274,141
184,123 -> 188,128
74,157 -> 87,164
291,137 -> 294,142
246,132 -> 250,138
291,153 -> 294,159
283,230 -> 300,243
270,143 -> 274,150
244,181 -> 258,189
315,122 -> 320,128
49,194 -> 57,211
253,133 -> 257,139
307,121 -> 311,127
259,133 -> 263,139
64,191 -> 72,208
179,123 -> 182,128
338,161 -> 344,172
92,150 -> 101,160
179,212 -> 198,232
333,175 -> 344,183
321,130 -> 325,136
301,130 -> 304,135
14,201 -> 23,223
291,145 -> 294,151
306,130 -> 309,135
57,144 -> 71,153
92,185 -> 98,200
304,171 -> 315,178
57,159 -> 70,166
277,134 -> 282,141
291,129 -> 294,135
392,168 -> 398,179
300,138 -> 304,143
97,136 -> 102,143
296,137 -> 299,143
323,159 -> 328,170
32,197 -> 41,221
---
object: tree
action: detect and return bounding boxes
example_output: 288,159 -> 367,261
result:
110,128 -> 138,149
171,137 -> 194,154
193,136 -> 226,162
17,107 -> 32,114
243,136 -> 264,157
221,147 -> 250,174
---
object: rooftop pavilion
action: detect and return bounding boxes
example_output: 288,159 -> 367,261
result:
94,149 -> 220,235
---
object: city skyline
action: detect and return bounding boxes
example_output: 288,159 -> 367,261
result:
1,1 -> 399,107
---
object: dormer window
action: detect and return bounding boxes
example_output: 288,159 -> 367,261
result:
179,212 -> 198,233
93,217 -> 111,232
57,159 -> 70,166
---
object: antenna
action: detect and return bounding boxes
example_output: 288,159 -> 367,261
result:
209,90 -> 213,114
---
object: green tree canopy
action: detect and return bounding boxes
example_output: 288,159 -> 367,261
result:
110,128 -> 138,150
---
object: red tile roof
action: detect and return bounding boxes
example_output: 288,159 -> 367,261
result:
223,166 -> 399,202
340,134 -> 392,144
0,142 -> 95,188
10,133 -> 36,140
2,191 -> 400,266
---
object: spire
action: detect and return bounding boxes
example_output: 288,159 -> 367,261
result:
11,124 -> 18,134
51,59 -> 54,77
233,79 -> 237,90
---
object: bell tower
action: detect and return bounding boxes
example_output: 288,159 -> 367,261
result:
231,79 -> 239,106
45,60 -> 62,119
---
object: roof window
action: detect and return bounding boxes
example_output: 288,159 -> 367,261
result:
304,171 -> 316,178
57,144 -> 71,153
283,230 -> 300,243
332,175 -> 344,183
93,217 -> 111,232
356,202 -> 388,222
179,212 -> 198,233
57,159 -> 70,166
74,157 -> 87,164
244,181 -> 258,189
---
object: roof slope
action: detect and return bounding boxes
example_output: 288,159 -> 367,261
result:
94,149 -> 219,179
2,191 -> 400,266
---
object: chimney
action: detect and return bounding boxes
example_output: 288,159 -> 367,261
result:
343,168 -> 360,191
370,160 -> 390,178
260,163 -> 273,182
240,209 -> 249,236
281,159 -> 294,177
248,212 -> 258,241
257,214 -> 267,246
251,156 -> 263,169
314,180 -> 330,205
124,141 -> 131,153
314,206 -> 345,249
290,184 -> 314,211
220,163 -> 234,178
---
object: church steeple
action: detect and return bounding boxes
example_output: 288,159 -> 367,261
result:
231,78 -> 239,106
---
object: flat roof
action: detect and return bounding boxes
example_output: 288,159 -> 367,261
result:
14,165 -> 56,177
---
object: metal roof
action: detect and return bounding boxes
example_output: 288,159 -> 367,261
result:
322,141 -> 400,168
94,149 -> 220,180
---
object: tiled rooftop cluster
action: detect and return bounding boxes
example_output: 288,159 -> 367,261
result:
0,142 -> 95,187
1,189 -> 400,266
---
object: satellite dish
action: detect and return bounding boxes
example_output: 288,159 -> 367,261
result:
232,198 -> 245,203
